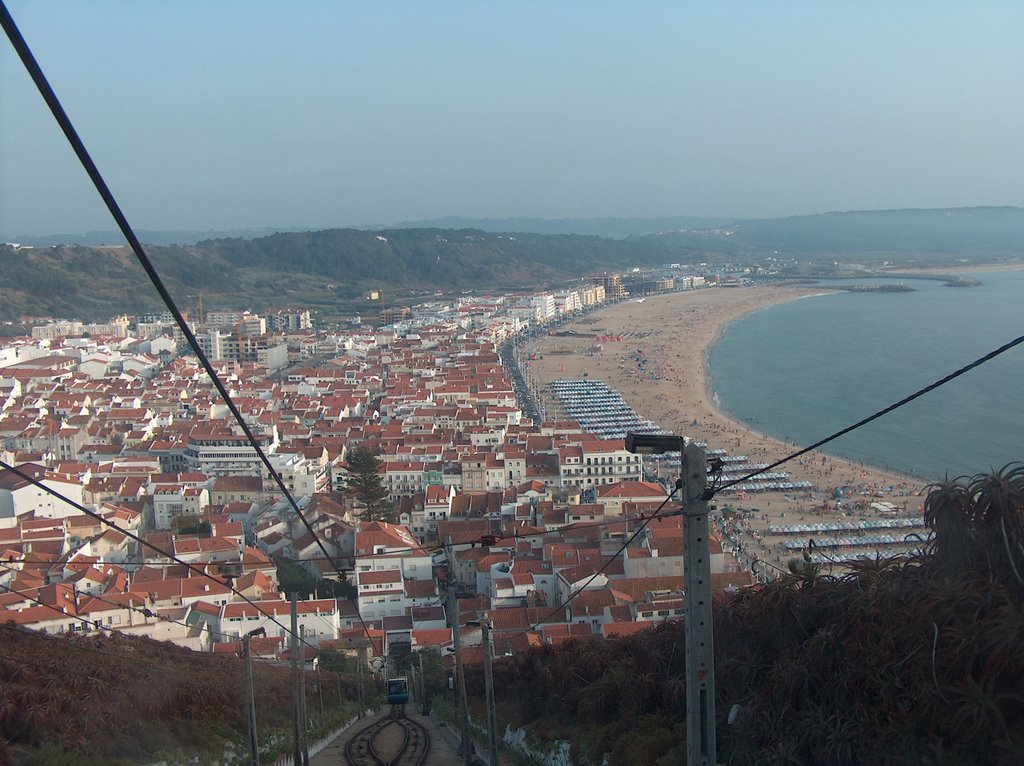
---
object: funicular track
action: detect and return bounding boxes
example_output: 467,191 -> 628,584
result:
344,704 -> 431,766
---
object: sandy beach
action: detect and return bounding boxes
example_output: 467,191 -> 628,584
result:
522,285 -> 928,570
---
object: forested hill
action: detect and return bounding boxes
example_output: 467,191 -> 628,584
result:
2,207 -> 1021,320
198,228 -> 659,285
0,228 -> 686,320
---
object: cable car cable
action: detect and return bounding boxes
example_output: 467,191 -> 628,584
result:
710,331 -> 1024,498
1,3 -> 382,656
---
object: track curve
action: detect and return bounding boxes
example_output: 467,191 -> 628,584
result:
344,704 -> 431,766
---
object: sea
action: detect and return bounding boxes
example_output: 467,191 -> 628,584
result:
707,269 -> 1024,483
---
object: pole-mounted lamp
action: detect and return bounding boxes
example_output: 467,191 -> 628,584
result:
625,432 -> 717,766
624,432 -> 685,455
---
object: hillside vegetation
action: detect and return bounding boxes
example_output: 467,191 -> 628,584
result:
1,468 -> 1022,764
463,466 -> 1024,765
3,207 -> 1021,320
0,625 -> 358,765
0,229 -> 675,320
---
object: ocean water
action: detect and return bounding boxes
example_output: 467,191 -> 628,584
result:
707,269 -> 1024,482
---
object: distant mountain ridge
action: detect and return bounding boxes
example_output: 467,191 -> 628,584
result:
2,227 -> 297,248
388,215 -> 736,239
1,207 -> 1020,320
716,206 -> 1024,254
5,206 -> 1022,248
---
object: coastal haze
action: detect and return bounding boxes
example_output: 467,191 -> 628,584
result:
3,2 -> 1024,237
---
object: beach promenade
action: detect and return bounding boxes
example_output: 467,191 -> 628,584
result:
523,285 -> 928,570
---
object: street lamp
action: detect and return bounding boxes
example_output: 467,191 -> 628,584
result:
625,432 -> 717,766
624,432 -> 684,455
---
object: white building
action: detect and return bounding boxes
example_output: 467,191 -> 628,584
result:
184,427 -> 279,477
0,464 -> 87,523
220,598 -> 339,645
552,291 -> 582,315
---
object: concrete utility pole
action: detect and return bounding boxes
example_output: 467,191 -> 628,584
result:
356,645 -> 366,716
299,625 -> 309,766
481,621 -> 499,766
419,650 -> 427,713
448,587 -> 472,766
682,442 -> 717,766
624,434 -> 718,766
290,594 -> 301,766
243,627 -> 265,766
316,661 -> 325,719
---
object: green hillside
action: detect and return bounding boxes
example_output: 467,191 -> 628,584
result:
0,228 -> 705,321
463,466 -> 1024,766
3,207 -> 1021,321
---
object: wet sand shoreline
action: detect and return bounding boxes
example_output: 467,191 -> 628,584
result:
522,285 -> 928,569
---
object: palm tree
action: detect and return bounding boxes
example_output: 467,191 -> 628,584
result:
969,464 -> 1024,588
924,464 -> 1024,589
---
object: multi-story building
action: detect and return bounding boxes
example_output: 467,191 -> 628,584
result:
266,309 -> 312,332
151,475 -> 211,528
184,427 -> 279,477
263,452 -> 327,497
220,598 -> 339,645
588,273 -> 625,299
552,291 -> 582,315
353,521 -> 433,620
31,321 -> 83,339
205,310 -> 249,330
0,463 -> 86,522
579,284 -> 606,306
195,330 -> 287,371
557,439 -> 643,488
83,315 -> 131,337
530,294 -> 557,323
380,306 -> 412,325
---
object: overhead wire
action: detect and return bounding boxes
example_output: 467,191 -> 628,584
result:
493,330 -> 1024,642
496,488 -> 682,643
7,0 -> 1020,662
710,332 -> 1024,498
0,560 -> 280,652
0,589 -> 286,674
0,2 -> 381,655
1,510 -> 653,568
0,457 -> 317,653
4,0 -> 673,658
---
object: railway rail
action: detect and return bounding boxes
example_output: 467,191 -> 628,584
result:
344,705 -> 431,766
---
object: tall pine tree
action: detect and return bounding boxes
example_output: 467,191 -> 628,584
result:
345,445 -> 396,523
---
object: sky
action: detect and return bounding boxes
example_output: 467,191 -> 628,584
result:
2,1 -> 1023,237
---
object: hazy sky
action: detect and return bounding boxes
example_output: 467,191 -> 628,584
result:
2,1 -> 1023,237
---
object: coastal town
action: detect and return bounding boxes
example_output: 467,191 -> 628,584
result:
0,272 -> 925,669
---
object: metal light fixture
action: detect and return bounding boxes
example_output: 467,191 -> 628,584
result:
625,431 -> 716,766
624,432 -> 684,455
